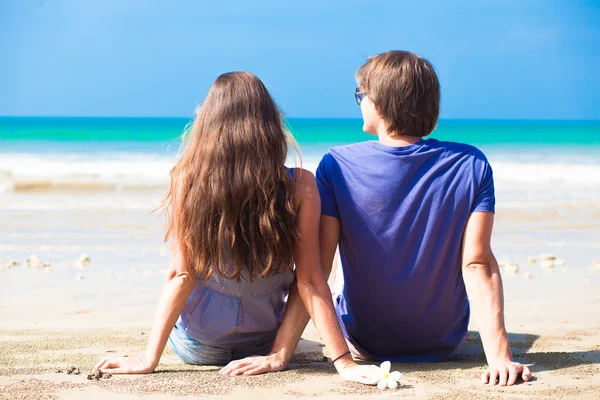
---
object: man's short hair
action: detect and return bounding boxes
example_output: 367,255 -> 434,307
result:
356,51 -> 440,137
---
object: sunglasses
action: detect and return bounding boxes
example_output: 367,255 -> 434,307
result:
354,88 -> 367,105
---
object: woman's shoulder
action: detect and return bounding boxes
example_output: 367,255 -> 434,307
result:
289,168 -> 318,207
289,168 -> 316,187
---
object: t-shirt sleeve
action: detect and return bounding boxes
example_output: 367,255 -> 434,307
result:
316,153 -> 340,218
472,156 -> 495,213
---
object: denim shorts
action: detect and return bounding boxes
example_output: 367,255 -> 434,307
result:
167,325 -> 274,365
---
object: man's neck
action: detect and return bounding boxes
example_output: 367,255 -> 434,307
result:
376,122 -> 422,147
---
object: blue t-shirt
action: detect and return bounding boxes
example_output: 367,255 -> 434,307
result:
316,139 -> 495,362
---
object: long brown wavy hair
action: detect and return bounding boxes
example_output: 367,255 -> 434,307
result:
163,72 -> 299,281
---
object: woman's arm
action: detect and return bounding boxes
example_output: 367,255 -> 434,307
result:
95,244 -> 195,374
95,177 -> 196,374
220,169 -> 378,384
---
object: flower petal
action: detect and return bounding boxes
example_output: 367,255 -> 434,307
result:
380,361 -> 391,374
390,371 -> 402,381
377,379 -> 387,390
387,379 -> 399,390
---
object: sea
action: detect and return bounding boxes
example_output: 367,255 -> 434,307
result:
1,117 -> 599,328
1,117 -> 599,208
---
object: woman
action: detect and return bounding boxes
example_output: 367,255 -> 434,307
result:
94,72 -> 378,385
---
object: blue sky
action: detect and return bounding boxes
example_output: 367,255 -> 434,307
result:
1,0 -> 599,119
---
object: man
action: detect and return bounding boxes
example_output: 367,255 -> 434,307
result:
316,50 -> 531,386
220,50 -> 531,387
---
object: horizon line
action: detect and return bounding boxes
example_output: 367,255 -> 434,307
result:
1,115 -> 599,123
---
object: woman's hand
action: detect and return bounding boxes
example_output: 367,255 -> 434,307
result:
219,352 -> 288,376
94,351 -> 156,374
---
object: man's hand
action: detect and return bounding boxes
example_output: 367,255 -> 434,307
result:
219,352 -> 288,376
482,359 -> 532,386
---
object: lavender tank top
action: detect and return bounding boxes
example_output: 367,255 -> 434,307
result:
175,167 -> 296,348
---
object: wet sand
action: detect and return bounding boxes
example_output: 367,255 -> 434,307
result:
1,190 -> 599,399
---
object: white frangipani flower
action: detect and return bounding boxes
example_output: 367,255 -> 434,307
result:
376,361 -> 402,390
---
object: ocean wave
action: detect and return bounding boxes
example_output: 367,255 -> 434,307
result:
1,152 -> 599,193
0,153 -> 175,192
492,162 -> 600,185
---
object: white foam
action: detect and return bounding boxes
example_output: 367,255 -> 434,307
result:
0,152 -> 176,191
1,152 -> 599,192
493,161 -> 600,185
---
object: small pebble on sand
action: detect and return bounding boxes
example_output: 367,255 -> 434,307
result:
523,272 -> 532,279
541,260 -> 554,269
75,274 -> 84,280
66,366 -> 81,375
540,254 -> 557,262
10,260 -> 21,267
87,369 -> 111,380
527,257 -> 537,264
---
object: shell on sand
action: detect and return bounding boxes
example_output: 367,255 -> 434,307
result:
540,254 -> 557,262
523,272 -> 532,279
78,254 -> 91,267
527,257 -> 537,264
504,264 -> 519,273
541,260 -> 554,269
588,261 -> 600,272
28,254 -> 41,269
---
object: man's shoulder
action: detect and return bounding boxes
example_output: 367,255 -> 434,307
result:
327,141 -> 374,158
429,139 -> 489,163
319,141 -> 374,168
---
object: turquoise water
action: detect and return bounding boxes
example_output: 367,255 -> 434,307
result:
1,117 -> 599,145
1,117 -> 599,193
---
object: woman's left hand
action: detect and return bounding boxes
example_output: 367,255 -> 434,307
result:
94,351 -> 155,374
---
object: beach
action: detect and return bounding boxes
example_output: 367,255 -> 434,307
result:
1,118 -> 599,399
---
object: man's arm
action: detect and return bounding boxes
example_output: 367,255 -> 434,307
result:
461,211 -> 532,386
